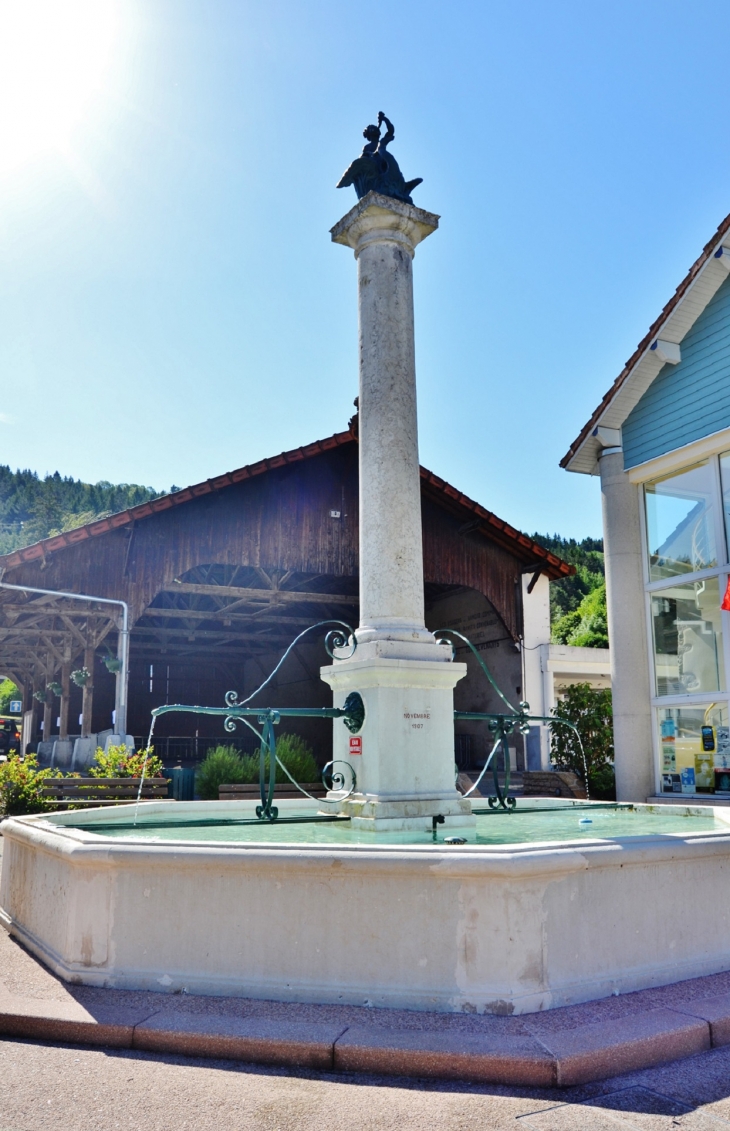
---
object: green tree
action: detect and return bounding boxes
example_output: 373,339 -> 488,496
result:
551,682 -> 615,799
0,465 -> 161,554
0,679 -> 19,713
552,582 -> 608,648
532,533 -> 605,626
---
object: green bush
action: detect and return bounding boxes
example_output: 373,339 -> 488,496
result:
0,752 -> 57,816
196,735 -> 321,799
551,682 -> 615,799
196,746 -> 245,800
89,745 -> 164,779
241,733 -> 320,785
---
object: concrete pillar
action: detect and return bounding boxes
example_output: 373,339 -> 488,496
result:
323,192 -> 470,831
599,448 -> 655,801
113,615 -> 129,738
521,572 -> 552,769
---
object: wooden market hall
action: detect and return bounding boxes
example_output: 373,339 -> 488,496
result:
0,418 -> 572,768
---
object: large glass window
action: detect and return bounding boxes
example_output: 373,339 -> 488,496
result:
657,704 -> 729,794
651,577 -> 725,696
645,461 -> 717,581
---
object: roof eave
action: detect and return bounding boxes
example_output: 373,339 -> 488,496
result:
0,429 -> 574,581
562,211 -> 730,475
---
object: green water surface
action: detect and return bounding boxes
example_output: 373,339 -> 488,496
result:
61,805 -> 728,847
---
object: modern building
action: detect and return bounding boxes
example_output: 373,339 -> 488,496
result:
563,209 -> 730,802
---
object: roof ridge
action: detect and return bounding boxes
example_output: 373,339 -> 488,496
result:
0,427 -> 573,579
0,429 -> 355,570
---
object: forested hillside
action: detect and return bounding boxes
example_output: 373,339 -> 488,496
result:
0,466 -> 162,556
532,533 -> 608,648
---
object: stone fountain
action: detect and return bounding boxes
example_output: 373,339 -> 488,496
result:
3,117 -> 730,1017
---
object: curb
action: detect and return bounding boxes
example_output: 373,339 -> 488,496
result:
1,991 -> 729,1085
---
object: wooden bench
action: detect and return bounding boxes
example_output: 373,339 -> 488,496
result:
41,777 -> 171,807
218,783 -> 327,801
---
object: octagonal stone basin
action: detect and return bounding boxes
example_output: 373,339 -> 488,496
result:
1,799 -> 729,1015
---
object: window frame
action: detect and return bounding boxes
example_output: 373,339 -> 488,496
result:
641,449 -> 730,795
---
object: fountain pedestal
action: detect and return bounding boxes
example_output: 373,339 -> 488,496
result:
323,193 -> 472,831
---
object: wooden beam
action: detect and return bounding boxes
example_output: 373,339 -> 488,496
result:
161,583 -> 358,605
138,608 -> 333,627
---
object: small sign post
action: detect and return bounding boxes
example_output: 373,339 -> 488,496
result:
8,700 -> 22,715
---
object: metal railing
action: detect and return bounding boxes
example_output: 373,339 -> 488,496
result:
132,622 -> 587,823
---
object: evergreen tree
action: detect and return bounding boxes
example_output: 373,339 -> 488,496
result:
0,466 -> 161,555
532,533 -> 607,647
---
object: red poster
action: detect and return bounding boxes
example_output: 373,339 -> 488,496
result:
349,736 -> 362,755
722,577 -> 730,611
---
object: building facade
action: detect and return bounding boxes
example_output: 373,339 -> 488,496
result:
563,211 -> 730,801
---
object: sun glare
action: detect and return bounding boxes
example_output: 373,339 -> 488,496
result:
0,0 -> 118,173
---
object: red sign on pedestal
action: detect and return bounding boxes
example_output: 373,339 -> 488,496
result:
349,736 -> 362,755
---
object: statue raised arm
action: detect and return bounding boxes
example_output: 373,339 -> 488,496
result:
336,113 -> 423,205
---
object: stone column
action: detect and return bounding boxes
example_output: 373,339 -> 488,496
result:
599,448 -> 655,801
323,192 -> 471,831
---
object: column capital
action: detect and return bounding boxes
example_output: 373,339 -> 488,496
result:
330,191 -> 439,258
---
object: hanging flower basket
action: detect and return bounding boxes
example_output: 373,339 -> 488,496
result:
47,682 -> 63,697
71,667 -> 92,688
32,689 -> 45,703
102,654 -> 123,674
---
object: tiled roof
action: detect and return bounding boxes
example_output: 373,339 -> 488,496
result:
0,427 -> 573,579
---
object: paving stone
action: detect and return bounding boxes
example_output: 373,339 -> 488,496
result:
0,984 -> 153,1048
674,994 -> 730,1047
534,1009 -> 711,1087
132,1010 -> 347,1069
332,1025 -> 556,1085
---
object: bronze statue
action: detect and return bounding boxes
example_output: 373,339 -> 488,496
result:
337,112 -> 423,205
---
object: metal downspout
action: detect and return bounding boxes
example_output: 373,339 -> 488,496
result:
0,579 -> 130,738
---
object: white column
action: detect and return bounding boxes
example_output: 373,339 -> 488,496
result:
331,192 -> 444,660
599,448 -> 655,801
521,572 -> 552,769
324,192 -> 471,830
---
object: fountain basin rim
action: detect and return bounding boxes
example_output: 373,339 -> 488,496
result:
4,802 -> 730,882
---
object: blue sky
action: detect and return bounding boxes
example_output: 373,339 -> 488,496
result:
1,0 -> 729,539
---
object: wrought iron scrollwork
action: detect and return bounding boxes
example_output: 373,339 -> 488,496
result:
325,626 -> 357,660
440,627 -> 591,809
144,620 -> 362,823
322,760 -> 357,794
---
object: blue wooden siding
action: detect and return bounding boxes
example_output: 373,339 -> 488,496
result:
622,274 -> 730,469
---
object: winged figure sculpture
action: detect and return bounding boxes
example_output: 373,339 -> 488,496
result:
337,112 -> 423,205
